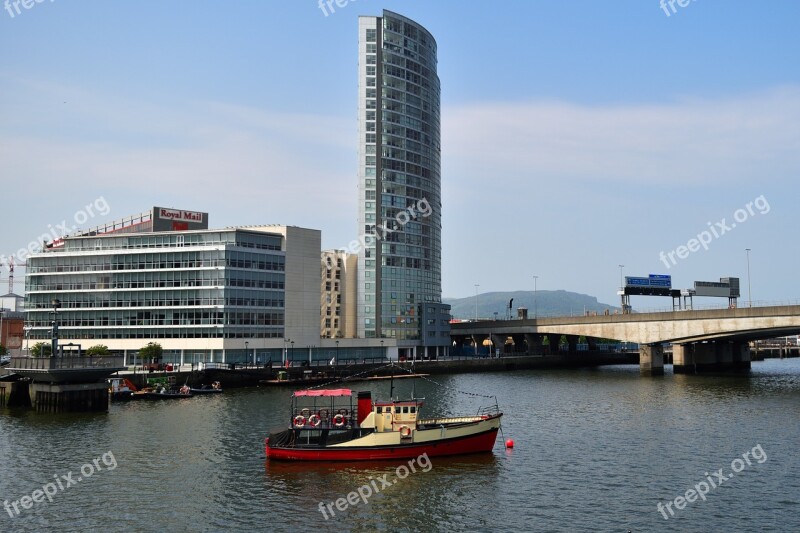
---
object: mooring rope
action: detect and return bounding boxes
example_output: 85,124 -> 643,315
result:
302,361 -> 498,404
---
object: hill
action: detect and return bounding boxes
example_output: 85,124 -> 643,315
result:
444,290 -> 620,320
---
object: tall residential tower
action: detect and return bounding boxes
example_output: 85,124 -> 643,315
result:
357,10 -> 450,357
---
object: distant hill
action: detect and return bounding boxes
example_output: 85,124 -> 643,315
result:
444,290 -> 620,320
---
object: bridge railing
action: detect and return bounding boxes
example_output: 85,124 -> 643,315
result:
458,299 -> 800,322
8,356 -> 125,371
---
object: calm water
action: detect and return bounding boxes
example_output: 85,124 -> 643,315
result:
1,359 -> 799,532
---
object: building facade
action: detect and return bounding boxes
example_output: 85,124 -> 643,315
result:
24,214 -> 321,365
357,10 -> 450,356
321,250 -> 357,339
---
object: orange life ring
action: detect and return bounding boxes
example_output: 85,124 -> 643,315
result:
308,414 -> 322,427
399,425 -> 412,437
333,414 -> 347,427
293,415 -> 306,427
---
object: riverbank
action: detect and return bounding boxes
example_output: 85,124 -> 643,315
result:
118,351 -> 639,389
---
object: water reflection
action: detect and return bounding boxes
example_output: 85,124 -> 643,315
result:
1,359 -> 798,532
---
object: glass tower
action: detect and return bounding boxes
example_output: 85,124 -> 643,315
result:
357,10 -> 443,342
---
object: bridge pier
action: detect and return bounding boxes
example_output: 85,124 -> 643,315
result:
525,334 -> 545,356
566,335 -> 579,354
490,334 -> 506,356
511,334 -> 527,354
673,341 -> 751,374
640,344 -> 664,376
471,334 -> 488,356
546,334 -> 560,354
29,382 -> 109,413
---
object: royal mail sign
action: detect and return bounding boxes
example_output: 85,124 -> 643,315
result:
157,208 -> 205,223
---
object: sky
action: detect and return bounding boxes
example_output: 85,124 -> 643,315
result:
1,0 -> 799,309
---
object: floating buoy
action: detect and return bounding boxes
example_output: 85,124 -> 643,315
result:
505,439 -> 514,449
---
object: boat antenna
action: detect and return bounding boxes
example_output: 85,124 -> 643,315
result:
389,361 -> 395,400
411,356 -> 416,400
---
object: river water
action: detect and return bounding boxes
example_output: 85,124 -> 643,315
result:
1,359 -> 799,532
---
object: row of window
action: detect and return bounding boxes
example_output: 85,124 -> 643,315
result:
29,328 -> 286,340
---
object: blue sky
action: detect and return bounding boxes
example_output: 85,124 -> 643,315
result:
1,0 -> 799,309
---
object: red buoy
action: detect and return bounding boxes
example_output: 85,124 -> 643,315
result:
505,439 -> 514,449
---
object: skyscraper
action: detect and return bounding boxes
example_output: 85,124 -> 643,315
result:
357,10 -> 450,357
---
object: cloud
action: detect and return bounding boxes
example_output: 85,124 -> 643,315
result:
443,86 -> 800,188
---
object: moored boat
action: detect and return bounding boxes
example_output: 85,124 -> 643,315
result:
109,377 -> 138,401
189,381 -> 223,394
265,388 -> 502,461
130,384 -> 193,400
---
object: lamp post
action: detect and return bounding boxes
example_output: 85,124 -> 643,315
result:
245,341 -> 249,367
745,248 -> 752,307
24,325 -> 31,356
380,339 -> 384,360
335,340 -> 339,366
50,298 -> 61,358
290,340 -> 294,366
532,275 -> 538,318
474,284 -> 480,321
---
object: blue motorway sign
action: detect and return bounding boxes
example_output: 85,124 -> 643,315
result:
625,275 -> 672,289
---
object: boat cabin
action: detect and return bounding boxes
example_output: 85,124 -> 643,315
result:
370,401 -> 422,434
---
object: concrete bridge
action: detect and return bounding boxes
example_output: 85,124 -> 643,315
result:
450,305 -> 800,375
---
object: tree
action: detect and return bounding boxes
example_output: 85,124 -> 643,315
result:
139,342 -> 163,363
31,342 -> 52,357
86,344 -> 111,356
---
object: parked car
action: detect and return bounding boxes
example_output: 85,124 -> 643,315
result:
0,355 -> 11,366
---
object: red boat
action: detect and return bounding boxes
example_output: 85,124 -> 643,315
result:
265,388 -> 503,461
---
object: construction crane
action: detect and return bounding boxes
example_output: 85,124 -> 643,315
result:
0,260 -> 26,294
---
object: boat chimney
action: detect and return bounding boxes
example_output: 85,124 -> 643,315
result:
357,391 -> 372,425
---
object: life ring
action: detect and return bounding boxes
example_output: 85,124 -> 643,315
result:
399,425 -> 412,437
333,414 -> 347,427
293,415 -> 306,427
308,414 -> 322,427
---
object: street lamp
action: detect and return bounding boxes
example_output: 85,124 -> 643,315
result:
474,284 -> 480,321
245,341 -> 249,367
745,248 -> 752,307
290,340 -> 294,366
50,298 -> 61,358
335,340 -> 339,366
532,275 -> 538,318
24,325 -> 31,356
380,339 -> 384,360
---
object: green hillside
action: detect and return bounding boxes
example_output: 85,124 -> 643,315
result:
444,290 -> 620,320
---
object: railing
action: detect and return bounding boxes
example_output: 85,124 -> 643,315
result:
460,299 -> 800,322
8,356 -> 125,370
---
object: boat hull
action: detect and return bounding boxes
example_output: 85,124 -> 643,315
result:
266,415 -> 501,461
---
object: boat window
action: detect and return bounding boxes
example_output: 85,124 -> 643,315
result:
410,406 -> 416,414
403,406 -> 409,414
376,406 -> 382,413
